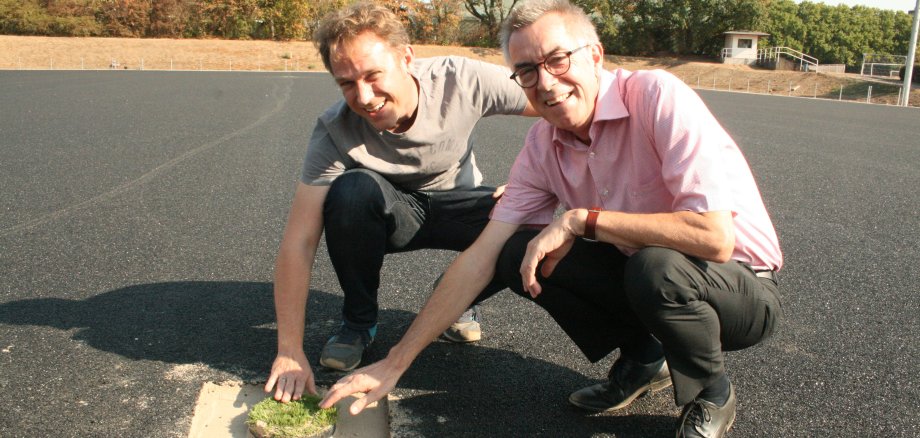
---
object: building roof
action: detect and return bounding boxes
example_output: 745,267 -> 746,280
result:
724,30 -> 770,36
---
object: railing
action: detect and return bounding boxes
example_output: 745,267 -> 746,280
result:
757,47 -> 819,71
720,47 -> 758,59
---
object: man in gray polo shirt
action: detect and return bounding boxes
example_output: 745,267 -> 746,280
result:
263,2 -> 534,402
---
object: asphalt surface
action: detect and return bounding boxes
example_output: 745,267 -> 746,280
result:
1,70 -> 917,437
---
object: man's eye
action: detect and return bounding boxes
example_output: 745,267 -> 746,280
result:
517,67 -> 537,78
546,55 -> 568,68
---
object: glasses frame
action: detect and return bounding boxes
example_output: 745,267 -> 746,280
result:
509,44 -> 592,88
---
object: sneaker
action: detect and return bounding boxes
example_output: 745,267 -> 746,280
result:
319,324 -> 376,371
568,356 -> 672,412
676,384 -> 736,438
441,306 -> 482,343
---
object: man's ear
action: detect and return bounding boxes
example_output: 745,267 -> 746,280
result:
402,44 -> 415,72
590,43 -> 604,72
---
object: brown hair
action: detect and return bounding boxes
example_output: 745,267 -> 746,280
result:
313,2 -> 411,72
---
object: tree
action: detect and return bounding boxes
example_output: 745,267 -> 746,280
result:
147,0 -> 190,37
95,0 -> 152,37
463,0 -> 519,46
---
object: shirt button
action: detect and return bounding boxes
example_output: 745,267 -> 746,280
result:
602,189 -> 609,197
589,152 -> 595,158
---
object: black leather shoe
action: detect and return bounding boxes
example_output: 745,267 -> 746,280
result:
676,384 -> 736,438
569,356 -> 672,412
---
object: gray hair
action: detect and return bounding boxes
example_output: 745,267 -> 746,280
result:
499,0 -> 599,62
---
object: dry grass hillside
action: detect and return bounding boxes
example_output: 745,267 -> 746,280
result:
2,35 -> 915,106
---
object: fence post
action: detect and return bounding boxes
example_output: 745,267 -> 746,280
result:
867,86 -> 872,103
768,80 -> 771,94
697,75 -> 700,88
788,81 -> 792,96
712,76 -> 716,89
284,60 -> 288,72
747,79 -> 750,93
814,83 -> 817,98
170,59 -> 173,70
839,87 -> 843,100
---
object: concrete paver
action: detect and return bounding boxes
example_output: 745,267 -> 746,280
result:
188,382 -> 389,438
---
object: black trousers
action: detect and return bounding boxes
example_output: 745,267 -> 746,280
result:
496,229 -> 783,405
322,169 -> 504,330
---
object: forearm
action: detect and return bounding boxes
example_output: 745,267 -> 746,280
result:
273,244 -> 316,352
568,209 -> 734,262
387,249 -> 498,369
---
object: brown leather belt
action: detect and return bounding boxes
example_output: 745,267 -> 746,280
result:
755,270 -> 778,283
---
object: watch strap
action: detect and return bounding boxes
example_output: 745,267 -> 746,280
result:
584,207 -> 601,241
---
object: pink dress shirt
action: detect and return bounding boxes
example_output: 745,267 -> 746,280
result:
492,69 -> 783,271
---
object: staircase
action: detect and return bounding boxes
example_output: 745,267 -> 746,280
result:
758,47 -> 819,71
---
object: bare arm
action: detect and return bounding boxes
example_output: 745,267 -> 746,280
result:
264,182 -> 330,402
319,220 -> 520,414
521,209 -> 734,297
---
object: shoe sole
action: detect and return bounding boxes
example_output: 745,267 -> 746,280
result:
569,376 -> 673,412
724,407 -> 736,435
319,356 -> 361,372
440,331 -> 481,343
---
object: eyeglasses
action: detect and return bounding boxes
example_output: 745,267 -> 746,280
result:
509,45 -> 591,88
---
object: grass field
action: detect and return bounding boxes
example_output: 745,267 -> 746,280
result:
2,35 -> 915,106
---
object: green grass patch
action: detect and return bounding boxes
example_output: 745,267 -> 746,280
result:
247,395 -> 337,438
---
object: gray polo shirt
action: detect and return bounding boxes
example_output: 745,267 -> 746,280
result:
300,56 -> 528,191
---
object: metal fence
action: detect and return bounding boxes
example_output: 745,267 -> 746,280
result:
0,56 -> 323,72
680,73 -> 912,107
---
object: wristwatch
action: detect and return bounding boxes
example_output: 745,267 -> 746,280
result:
583,206 -> 602,241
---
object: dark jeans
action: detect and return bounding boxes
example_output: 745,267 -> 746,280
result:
323,168 -> 504,330
496,230 -> 783,406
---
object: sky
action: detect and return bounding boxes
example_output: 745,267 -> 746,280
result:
797,0 -> 916,12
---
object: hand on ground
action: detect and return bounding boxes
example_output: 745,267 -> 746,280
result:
264,350 -> 316,402
319,358 -> 403,415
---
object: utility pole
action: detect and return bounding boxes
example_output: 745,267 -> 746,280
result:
901,0 -> 920,106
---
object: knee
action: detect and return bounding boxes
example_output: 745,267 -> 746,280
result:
623,247 -> 694,311
324,169 -> 386,221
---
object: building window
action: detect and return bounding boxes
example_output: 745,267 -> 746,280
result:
738,38 -> 753,49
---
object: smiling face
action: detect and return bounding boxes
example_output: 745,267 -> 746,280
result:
330,31 -> 419,133
507,13 -> 602,142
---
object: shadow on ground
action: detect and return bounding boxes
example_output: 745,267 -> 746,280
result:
0,281 -> 678,436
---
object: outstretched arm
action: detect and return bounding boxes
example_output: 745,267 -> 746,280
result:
319,220 -> 520,414
264,182 -> 330,402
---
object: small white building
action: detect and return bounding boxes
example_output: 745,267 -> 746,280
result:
722,31 -> 770,65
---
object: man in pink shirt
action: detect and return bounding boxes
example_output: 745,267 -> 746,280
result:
320,1 -> 782,436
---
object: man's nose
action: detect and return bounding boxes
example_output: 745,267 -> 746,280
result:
535,67 -> 556,91
355,82 -> 375,105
